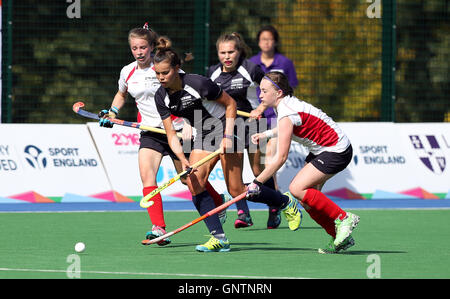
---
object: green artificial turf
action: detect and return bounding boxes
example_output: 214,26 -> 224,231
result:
0,209 -> 449,279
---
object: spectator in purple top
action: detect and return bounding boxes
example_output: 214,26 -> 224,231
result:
250,25 -> 298,129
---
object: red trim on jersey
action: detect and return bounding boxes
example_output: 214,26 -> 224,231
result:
125,66 -> 137,83
293,112 -> 339,147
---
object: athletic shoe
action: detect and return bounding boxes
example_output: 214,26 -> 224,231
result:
234,210 -> 253,228
145,225 -> 171,246
267,208 -> 281,229
281,192 -> 302,231
334,212 -> 360,248
195,236 -> 231,252
218,193 -> 231,225
318,235 -> 355,254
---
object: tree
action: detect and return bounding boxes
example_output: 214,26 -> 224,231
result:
272,0 -> 382,121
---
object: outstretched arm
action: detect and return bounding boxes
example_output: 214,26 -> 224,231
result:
253,117 -> 293,184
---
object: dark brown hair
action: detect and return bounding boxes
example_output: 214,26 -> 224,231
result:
216,32 -> 251,59
265,71 -> 293,96
153,36 -> 182,67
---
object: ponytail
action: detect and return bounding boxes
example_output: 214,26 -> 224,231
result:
154,36 -> 182,67
154,36 -> 194,67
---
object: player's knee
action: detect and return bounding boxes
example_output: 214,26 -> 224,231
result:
289,186 -> 306,202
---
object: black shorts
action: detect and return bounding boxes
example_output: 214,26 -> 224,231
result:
305,145 -> 353,175
139,130 -> 184,160
189,115 -> 268,153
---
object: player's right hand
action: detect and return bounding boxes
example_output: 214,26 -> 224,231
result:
251,133 -> 263,145
246,180 -> 262,198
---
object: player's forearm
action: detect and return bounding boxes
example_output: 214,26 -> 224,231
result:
255,153 -> 287,184
224,94 -> 236,137
111,91 -> 127,111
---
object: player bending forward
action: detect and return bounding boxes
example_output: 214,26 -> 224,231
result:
250,71 -> 360,254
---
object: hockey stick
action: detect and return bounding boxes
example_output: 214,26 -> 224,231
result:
139,148 -> 223,208
237,110 -> 250,118
237,110 -> 263,121
141,191 -> 247,245
72,102 -> 183,138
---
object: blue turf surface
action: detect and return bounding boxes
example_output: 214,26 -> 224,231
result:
1,198 -> 450,212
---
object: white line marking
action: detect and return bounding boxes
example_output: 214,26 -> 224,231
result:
0,267 -> 309,279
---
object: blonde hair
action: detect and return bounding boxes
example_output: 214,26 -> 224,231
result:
128,25 -> 159,49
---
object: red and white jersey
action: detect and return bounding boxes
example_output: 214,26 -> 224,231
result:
276,95 -> 350,155
118,61 -> 183,130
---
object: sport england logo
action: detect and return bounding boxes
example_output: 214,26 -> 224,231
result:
24,145 -> 48,169
409,135 -> 446,175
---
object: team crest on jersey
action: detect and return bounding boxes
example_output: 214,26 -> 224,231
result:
409,135 -> 446,174
181,95 -> 196,109
231,78 -> 244,90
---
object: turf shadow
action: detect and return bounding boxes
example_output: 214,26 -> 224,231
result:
242,226 -> 321,232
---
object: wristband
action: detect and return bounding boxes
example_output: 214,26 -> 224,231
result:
252,179 -> 263,187
110,106 -> 119,116
264,129 -> 274,138
223,134 -> 233,139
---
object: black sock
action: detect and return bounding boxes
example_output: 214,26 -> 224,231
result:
192,190 -> 224,235
264,177 -> 279,211
235,198 -> 250,215
246,185 -> 288,208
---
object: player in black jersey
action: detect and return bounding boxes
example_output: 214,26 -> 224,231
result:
207,32 -> 281,229
153,40 -> 302,252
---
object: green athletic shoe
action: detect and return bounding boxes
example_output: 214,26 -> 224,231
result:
318,235 -> 355,254
145,225 -> 171,246
195,236 -> 231,252
334,212 -> 360,248
218,193 -> 231,225
281,192 -> 302,231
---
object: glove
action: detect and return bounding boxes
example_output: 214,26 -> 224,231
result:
98,106 -> 119,128
246,179 -> 262,198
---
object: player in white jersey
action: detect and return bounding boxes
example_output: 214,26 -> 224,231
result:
98,24 -> 224,246
250,71 -> 360,254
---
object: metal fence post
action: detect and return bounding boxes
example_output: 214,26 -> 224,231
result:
1,0 -> 13,123
381,0 -> 396,122
193,0 -> 210,75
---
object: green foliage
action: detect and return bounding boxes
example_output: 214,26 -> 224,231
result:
5,0 -> 449,123
395,0 -> 450,122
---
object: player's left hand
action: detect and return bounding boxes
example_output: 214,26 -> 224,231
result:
98,109 -> 115,128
